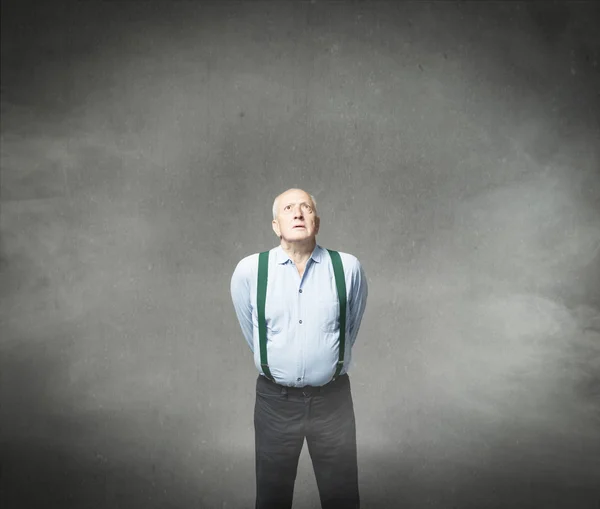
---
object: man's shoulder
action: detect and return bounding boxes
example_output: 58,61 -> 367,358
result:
235,252 -> 260,271
322,247 -> 361,271
233,247 -> 277,274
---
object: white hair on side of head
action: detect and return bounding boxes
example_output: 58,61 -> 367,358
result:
272,193 -> 318,220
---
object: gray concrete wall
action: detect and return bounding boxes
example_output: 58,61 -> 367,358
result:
1,1 -> 599,508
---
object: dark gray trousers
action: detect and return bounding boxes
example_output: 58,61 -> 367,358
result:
254,373 -> 360,509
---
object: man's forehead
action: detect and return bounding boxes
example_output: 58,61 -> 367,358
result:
279,190 -> 311,204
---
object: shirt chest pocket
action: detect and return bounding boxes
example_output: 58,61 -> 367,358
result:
318,298 -> 340,333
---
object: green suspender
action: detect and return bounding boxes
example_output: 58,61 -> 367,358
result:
256,249 -> 346,383
257,251 -> 273,381
326,249 -> 347,381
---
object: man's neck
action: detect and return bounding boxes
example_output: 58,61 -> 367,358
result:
281,240 -> 316,265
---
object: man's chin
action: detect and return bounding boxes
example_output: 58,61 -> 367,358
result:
284,235 -> 315,243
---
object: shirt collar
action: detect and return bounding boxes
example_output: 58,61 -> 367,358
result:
275,244 -> 324,265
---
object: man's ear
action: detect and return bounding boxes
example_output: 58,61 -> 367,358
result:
272,219 -> 280,237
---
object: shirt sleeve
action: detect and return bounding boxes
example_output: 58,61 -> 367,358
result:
230,257 -> 254,352
347,258 -> 368,348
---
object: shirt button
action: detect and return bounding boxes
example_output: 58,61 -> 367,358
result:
299,289 -> 303,293
297,378 -> 301,382
299,320 -> 302,324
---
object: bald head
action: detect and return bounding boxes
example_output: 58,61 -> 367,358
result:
271,188 -> 320,244
272,188 -> 318,220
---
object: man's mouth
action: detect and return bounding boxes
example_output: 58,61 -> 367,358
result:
293,225 -> 305,229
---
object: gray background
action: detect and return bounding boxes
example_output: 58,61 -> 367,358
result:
1,1 -> 599,508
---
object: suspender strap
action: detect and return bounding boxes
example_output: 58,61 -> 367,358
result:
327,249 -> 347,381
257,251 -> 274,381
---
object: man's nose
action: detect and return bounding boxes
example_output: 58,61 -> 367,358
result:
293,207 -> 304,218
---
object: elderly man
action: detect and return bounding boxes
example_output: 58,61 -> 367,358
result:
230,188 -> 368,509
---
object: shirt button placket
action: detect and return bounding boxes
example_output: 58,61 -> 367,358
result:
298,286 -> 303,384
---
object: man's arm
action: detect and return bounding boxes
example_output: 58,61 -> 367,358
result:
347,258 -> 368,348
230,257 -> 254,352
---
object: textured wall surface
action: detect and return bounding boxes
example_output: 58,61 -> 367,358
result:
1,1 -> 599,508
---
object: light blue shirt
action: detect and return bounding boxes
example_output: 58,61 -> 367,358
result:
230,244 -> 368,387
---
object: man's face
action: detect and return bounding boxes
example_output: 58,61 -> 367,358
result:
272,190 -> 320,242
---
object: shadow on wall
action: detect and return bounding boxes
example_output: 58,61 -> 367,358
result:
357,446 -> 600,509
0,332 -> 255,509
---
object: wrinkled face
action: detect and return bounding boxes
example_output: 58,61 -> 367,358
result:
272,190 -> 320,242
